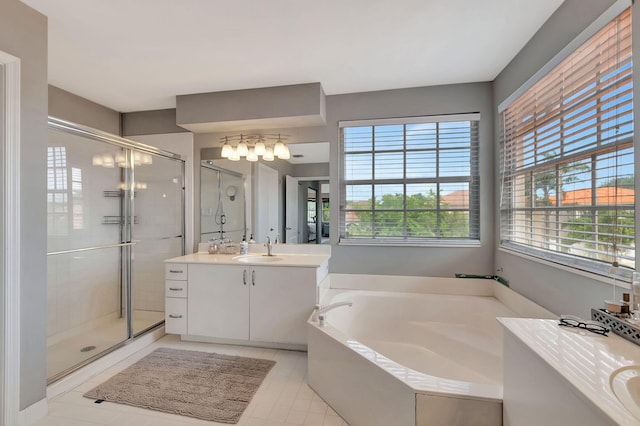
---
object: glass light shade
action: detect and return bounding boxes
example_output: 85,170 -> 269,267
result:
229,148 -> 240,161
274,141 -> 286,157
246,148 -> 259,162
278,144 -> 291,160
263,147 -> 275,161
221,143 -> 233,158
237,141 -> 249,156
92,154 -> 104,166
102,154 -> 115,168
255,141 -> 266,156
133,151 -> 142,166
141,153 -> 153,165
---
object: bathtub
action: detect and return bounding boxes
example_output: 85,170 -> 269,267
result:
307,274 -> 555,426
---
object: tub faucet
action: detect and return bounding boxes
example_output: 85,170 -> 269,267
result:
313,301 -> 353,326
265,236 -> 273,256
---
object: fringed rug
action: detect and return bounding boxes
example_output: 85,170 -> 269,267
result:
84,347 -> 275,424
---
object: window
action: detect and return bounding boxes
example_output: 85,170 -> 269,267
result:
47,146 -> 69,236
339,114 -> 480,245
499,9 -> 633,277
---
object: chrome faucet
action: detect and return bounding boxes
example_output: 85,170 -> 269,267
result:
265,236 -> 273,256
312,301 -> 353,326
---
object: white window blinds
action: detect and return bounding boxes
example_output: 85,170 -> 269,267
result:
500,9 -> 633,277
340,114 -> 480,245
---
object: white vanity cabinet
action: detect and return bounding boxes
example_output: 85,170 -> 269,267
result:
249,265 -> 317,344
188,264 -> 250,340
164,263 -> 188,334
177,259 -> 325,347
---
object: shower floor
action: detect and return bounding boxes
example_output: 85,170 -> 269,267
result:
47,310 -> 164,382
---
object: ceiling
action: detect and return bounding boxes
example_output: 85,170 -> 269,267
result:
22,0 -> 563,114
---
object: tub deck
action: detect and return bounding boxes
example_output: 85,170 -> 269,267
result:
308,274 -> 556,426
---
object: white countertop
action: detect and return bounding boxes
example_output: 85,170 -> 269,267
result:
499,317 -> 640,426
165,252 -> 330,268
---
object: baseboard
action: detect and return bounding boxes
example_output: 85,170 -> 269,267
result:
18,398 -> 47,426
46,327 -> 165,400
180,334 -> 307,352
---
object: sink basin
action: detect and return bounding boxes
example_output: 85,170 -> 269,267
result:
232,255 -> 283,263
611,366 -> 640,420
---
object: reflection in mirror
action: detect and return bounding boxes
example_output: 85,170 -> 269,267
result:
307,188 -> 317,243
200,161 -> 246,244
298,180 -> 330,244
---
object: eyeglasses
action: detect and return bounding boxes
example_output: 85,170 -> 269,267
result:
558,315 -> 610,336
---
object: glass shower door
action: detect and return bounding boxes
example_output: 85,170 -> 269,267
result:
46,129 -> 130,381
130,152 -> 184,336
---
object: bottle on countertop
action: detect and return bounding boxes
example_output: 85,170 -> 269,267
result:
248,234 -> 255,244
240,235 -> 249,255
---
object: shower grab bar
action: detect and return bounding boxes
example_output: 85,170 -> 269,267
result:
47,241 -> 138,256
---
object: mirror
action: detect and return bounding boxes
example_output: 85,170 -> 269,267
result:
297,180 -> 329,244
200,161 -> 247,244
199,142 -> 329,246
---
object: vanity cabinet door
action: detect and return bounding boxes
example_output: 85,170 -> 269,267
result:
187,264 -> 249,340
249,266 -> 317,345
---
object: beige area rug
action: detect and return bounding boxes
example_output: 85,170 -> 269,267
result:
83,347 -> 275,424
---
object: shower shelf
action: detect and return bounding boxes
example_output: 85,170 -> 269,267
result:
102,216 -> 139,225
103,190 -> 137,198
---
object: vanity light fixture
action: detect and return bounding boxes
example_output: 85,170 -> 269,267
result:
220,133 -> 291,162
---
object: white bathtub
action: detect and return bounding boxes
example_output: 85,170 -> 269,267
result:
307,274 -> 555,426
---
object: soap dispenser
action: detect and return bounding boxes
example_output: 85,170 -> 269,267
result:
248,234 -> 255,244
240,235 -> 249,255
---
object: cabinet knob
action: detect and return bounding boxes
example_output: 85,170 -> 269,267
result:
252,270 -> 256,286
168,314 -> 183,319
243,270 -> 247,285
169,269 -> 183,274
169,287 -> 183,291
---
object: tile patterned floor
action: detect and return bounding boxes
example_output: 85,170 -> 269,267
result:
35,334 -> 349,426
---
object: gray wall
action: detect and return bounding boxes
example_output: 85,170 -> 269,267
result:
122,108 -> 188,136
292,163 -> 329,178
493,0 -> 630,317
1,0 -> 48,409
327,83 -> 495,276
49,85 -> 121,135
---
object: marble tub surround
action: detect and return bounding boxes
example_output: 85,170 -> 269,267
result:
500,318 -> 640,426
308,275 -> 556,426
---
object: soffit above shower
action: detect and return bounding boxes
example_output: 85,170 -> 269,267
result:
176,82 -> 326,133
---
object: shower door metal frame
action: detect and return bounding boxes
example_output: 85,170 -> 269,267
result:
46,117 -> 185,383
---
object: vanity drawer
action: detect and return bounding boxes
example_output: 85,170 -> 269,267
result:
165,263 -> 187,280
165,298 -> 187,334
166,280 -> 187,298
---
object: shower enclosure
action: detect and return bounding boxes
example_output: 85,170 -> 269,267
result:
46,118 -> 185,383
200,162 -> 246,244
